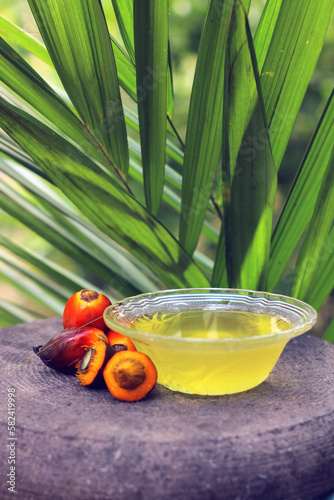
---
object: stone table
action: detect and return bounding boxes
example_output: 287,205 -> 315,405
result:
0,317 -> 333,500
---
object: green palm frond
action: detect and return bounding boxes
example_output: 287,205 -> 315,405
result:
0,0 -> 333,340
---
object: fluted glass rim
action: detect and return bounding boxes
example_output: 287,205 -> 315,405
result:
103,288 -> 317,345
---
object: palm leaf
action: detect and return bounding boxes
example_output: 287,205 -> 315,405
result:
1,129 -> 41,173
0,0 -> 333,334
307,227 -> 334,311
0,247 -> 70,302
110,0 -> 135,63
0,37 -> 112,168
111,0 -> 175,119
290,146 -> 334,301
0,177 -> 134,295
0,258 -> 64,315
110,36 -> 137,102
213,2 -> 277,291
27,0 -> 129,177
1,13 -> 138,106
269,90 -> 334,290
0,16 -> 186,216
253,0 -> 282,72
0,158 -> 171,293
0,234 -> 119,299
261,0 -> 334,169
0,14 -> 53,65
179,0 -> 233,255
0,296 -> 41,325
133,0 -> 169,215
0,98 -> 209,290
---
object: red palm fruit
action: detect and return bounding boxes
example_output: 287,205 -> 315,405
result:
107,329 -> 137,352
103,351 -> 157,402
76,339 -> 116,388
33,327 -> 108,374
63,289 -> 111,332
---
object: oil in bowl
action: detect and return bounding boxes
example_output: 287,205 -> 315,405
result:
133,309 -> 291,338
131,309 -> 291,394
104,289 -> 317,396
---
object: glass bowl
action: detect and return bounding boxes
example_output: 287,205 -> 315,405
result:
103,288 -> 317,396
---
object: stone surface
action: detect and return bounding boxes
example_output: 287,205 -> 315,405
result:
0,317 -> 333,500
